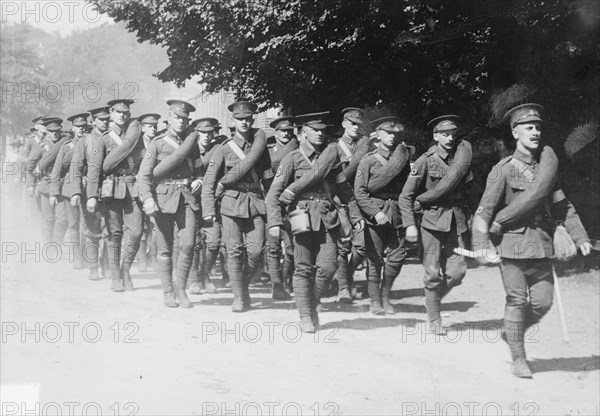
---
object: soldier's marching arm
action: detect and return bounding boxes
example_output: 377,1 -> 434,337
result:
200,145 -> 225,219
266,152 -> 295,233
399,155 -> 427,229
138,140 -> 160,215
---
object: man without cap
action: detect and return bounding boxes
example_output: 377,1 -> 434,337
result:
355,116 -> 410,315
266,112 -> 362,332
95,99 -> 144,292
202,101 -> 274,312
472,103 -> 591,378
334,107 -> 368,303
68,107 -> 111,280
138,100 -> 201,308
25,117 -> 68,245
265,116 -> 299,300
136,113 -> 161,272
399,115 -> 474,335
49,113 -> 89,269
187,117 -> 222,295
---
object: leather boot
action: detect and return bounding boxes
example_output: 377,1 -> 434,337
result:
425,287 -> 446,335
121,261 -> 134,291
272,282 -> 292,300
381,269 -> 396,314
100,240 -> 110,279
368,281 -> 384,315
188,250 -> 202,294
107,241 -> 124,292
381,287 -> 395,315
230,256 -> 248,312
335,254 -> 353,302
505,320 -> 532,378
138,239 -> 148,272
159,259 -> 178,308
174,274 -> 193,308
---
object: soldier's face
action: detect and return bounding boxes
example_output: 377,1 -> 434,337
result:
110,109 -> 130,126
47,130 -> 57,141
434,129 -> 456,151
378,129 -> 396,148
304,126 -> 324,147
198,131 -> 213,148
142,123 -> 157,138
168,111 -> 188,134
234,116 -> 254,134
513,122 -> 542,153
275,129 -> 291,144
342,119 -> 360,140
94,117 -> 109,132
73,125 -> 85,138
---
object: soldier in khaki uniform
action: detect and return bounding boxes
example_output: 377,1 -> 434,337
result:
187,117 -> 222,295
25,117 -> 68,245
97,99 -> 144,292
202,101 -> 273,312
137,113 -> 161,272
266,112 -> 362,333
354,116 -> 410,315
399,115 -> 474,335
335,108 -> 368,303
265,116 -> 299,300
138,100 -> 201,308
68,107 -> 110,280
49,113 -> 89,269
472,104 -> 591,378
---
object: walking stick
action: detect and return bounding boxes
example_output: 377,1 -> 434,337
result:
552,264 -> 570,344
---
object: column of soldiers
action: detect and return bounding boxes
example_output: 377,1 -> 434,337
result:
14,100 -> 593,379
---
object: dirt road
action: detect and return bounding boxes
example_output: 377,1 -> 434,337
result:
1,190 -> 598,416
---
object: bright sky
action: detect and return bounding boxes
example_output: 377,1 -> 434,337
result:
1,0 -> 114,37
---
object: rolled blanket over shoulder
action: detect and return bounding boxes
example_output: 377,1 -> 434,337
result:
102,120 -> 142,173
152,130 -> 198,180
279,142 -> 339,205
343,136 -> 370,181
220,128 -> 267,186
39,136 -> 70,173
416,140 -> 472,205
492,145 -> 558,231
368,144 -> 410,193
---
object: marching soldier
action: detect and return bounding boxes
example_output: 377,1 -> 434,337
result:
19,116 -> 46,224
137,113 -> 161,272
399,115 -> 474,334
354,116 -> 411,315
265,116 -> 299,300
97,99 -> 144,292
49,113 -> 89,269
138,100 -> 200,308
266,112 -> 362,332
25,117 -> 69,245
472,104 -> 591,378
334,108 -> 368,303
202,101 -> 273,312
68,107 -> 110,280
187,117 -> 221,295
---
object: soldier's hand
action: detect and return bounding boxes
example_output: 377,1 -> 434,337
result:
406,225 -> 419,242
143,198 -> 159,216
48,196 -> 58,206
476,243 -> 501,265
26,186 -> 34,197
86,197 -> 98,213
354,219 -> 365,232
71,195 -> 81,207
214,182 -> 225,198
580,241 -> 592,256
191,179 -> 202,194
269,226 -> 281,238
374,211 -> 390,225
414,200 -> 423,214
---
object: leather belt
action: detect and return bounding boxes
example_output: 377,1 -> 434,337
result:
158,178 -> 191,186
370,192 -> 399,200
231,182 -> 262,192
